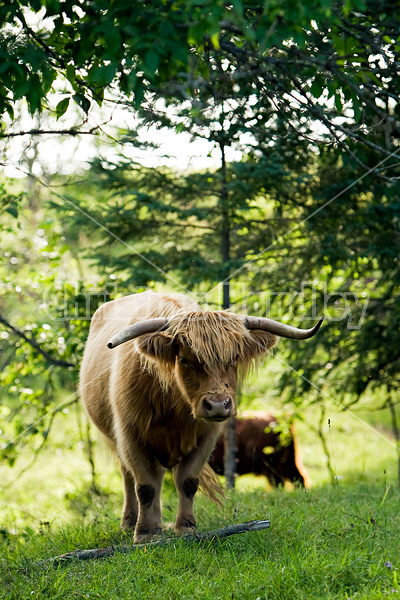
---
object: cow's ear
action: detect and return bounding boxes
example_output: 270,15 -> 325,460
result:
245,330 -> 278,358
137,333 -> 178,364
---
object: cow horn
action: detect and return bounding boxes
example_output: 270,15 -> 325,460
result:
242,315 -> 323,339
107,317 -> 169,349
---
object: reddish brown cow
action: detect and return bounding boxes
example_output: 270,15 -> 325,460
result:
80,291 -> 321,542
209,415 -> 309,488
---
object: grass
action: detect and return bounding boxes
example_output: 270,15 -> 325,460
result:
1,484 -> 399,600
1,400 -> 399,599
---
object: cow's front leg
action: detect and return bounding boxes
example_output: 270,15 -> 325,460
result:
173,429 -> 220,536
117,435 -> 165,543
134,462 -> 165,544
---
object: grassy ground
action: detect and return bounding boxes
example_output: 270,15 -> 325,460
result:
1,400 -> 399,599
1,484 -> 399,600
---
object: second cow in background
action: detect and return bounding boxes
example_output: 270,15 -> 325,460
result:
209,414 -> 309,488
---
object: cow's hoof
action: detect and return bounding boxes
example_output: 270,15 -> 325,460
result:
134,527 -> 162,544
121,512 -> 137,531
175,520 -> 197,537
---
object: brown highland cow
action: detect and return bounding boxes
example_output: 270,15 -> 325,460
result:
80,291 -> 321,543
209,414 -> 309,488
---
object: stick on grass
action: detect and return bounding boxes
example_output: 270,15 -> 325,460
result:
47,520 -> 270,565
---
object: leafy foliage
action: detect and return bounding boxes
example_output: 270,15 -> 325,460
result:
48,135 -> 309,293
0,181 -> 103,464
255,146 -> 400,412
1,0 -> 399,479
1,0 -> 400,172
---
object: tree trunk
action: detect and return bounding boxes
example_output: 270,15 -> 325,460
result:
219,141 -> 236,489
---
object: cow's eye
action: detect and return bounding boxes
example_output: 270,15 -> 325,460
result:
229,355 -> 239,368
179,357 -> 190,366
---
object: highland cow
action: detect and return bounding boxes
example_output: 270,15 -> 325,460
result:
80,291 -> 321,542
209,414 -> 309,488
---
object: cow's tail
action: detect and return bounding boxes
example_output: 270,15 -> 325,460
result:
198,463 -> 224,505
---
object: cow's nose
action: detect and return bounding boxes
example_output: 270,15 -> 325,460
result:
202,395 -> 232,420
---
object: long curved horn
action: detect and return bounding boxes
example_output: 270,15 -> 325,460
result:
242,315 -> 323,340
107,318 -> 169,349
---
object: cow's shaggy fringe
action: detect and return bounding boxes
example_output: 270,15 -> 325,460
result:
167,311 -> 256,369
138,306 -> 277,387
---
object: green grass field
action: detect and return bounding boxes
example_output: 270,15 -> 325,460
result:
1,400 -> 399,600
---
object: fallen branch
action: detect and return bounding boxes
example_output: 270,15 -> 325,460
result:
46,520 -> 270,565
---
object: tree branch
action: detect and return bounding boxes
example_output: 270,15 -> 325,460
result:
0,126 -> 101,139
45,520 -> 270,564
0,313 -> 75,368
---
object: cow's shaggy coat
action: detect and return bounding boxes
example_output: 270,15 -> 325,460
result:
80,291 -> 277,542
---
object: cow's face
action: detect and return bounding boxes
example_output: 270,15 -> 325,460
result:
175,346 -> 238,421
137,321 -> 277,422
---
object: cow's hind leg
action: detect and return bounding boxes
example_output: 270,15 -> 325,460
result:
121,465 -> 138,531
116,429 -> 166,543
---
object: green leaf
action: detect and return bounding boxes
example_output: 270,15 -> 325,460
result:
56,97 -> 70,120
73,93 -> 91,114
5,103 -> 14,120
144,50 -> 160,75
89,64 -> 116,86
26,76 -> 43,114
334,93 -> 342,113
210,32 -> 220,50
133,78 -> 145,107
65,64 -> 76,85
6,205 -> 18,218
310,79 -> 324,99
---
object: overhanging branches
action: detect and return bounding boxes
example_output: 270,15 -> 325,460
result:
0,313 -> 76,368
